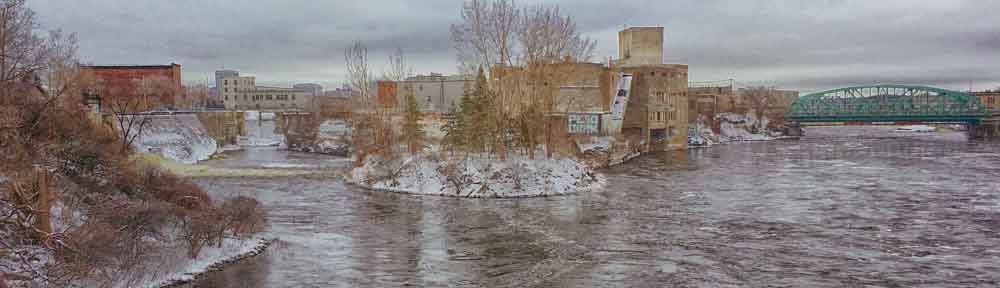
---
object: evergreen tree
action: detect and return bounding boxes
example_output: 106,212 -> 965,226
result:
401,93 -> 425,154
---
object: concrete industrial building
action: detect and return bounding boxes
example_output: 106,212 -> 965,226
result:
483,26 -> 689,150
219,74 -> 311,111
614,27 -> 690,151
618,64 -> 690,150
617,27 -> 664,66
377,73 -> 473,114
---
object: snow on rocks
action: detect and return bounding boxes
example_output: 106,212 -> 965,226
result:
688,118 -> 719,147
717,112 -> 773,142
132,114 -> 218,164
577,136 -> 614,154
287,119 -> 351,156
348,154 -> 604,198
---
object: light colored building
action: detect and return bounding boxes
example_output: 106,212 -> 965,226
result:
220,74 -> 311,111
293,83 -> 324,97
378,73 -> 473,114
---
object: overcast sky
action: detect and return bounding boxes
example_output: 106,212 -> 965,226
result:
29,0 -> 1000,93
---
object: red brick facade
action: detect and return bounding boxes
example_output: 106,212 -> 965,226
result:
81,63 -> 182,110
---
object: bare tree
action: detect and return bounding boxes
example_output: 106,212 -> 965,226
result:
518,5 -> 596,65
344,40 -> 371,108
450,0 -> 519,75
0,0 -> 45,98
184,83 -> 211,109
382,47 -> 411,82
0,0 -> 80,161
743,86 -> 774,127
105,85 -> 150,153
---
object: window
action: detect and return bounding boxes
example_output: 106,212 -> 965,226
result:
224,80 -> 228,85
225,95 -> 228,101
291,94 -> 295,100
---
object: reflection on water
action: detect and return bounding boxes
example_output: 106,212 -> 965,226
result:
190,127 -> 1000,287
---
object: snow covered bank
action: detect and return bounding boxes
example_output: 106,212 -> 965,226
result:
349,154 -> 604,198
151,238 -> 273,288
133,114 -> 218,164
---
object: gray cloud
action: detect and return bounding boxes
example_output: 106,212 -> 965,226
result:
29,0 -> 1000,92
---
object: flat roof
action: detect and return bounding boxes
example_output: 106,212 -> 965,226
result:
81,64 -> 179,69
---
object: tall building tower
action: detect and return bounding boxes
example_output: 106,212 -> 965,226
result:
617,27 -> 664,66
215,70 -> 239,89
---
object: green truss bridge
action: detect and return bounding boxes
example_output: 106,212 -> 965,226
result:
787,84 -> 986,123
785,84 -> 1000,138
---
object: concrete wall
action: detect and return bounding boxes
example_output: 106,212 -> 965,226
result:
618,27 -> 664,67
195,111 -> 246,146
397,77 -> 471,114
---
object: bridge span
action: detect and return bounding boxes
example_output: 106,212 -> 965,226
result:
785,84 -> 999,139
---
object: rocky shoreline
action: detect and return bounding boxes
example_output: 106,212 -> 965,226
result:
156,238 -> 275,288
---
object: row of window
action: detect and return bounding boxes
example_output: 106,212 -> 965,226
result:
652,91 -> 688,103
647,71 -> 687,78
233,103 -> 299,109
647,111 -> 679,122
223,79 -> 254,86
224,94 -> 296,101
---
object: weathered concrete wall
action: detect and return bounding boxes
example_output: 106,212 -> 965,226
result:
196,111 -> 246,147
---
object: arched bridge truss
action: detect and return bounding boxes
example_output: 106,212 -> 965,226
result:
787,85 -> 986,124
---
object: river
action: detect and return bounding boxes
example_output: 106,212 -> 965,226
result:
187,126 -> 1000,287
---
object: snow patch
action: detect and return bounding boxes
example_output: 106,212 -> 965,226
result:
349,154 -> 604,198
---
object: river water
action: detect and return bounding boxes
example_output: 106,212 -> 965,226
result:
189,127 -> 1000,287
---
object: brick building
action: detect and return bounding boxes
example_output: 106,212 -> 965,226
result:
80,63 -> 183,110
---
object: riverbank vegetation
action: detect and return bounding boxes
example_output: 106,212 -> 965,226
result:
345,0 -> 606,197
0,1 -> 266,286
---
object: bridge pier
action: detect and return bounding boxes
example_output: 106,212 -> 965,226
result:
783,122 -> 804,137
971,117 -> 1000,140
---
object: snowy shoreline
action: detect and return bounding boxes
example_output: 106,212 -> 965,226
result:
152,238 -> 275,288
347,154 -> 605,198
